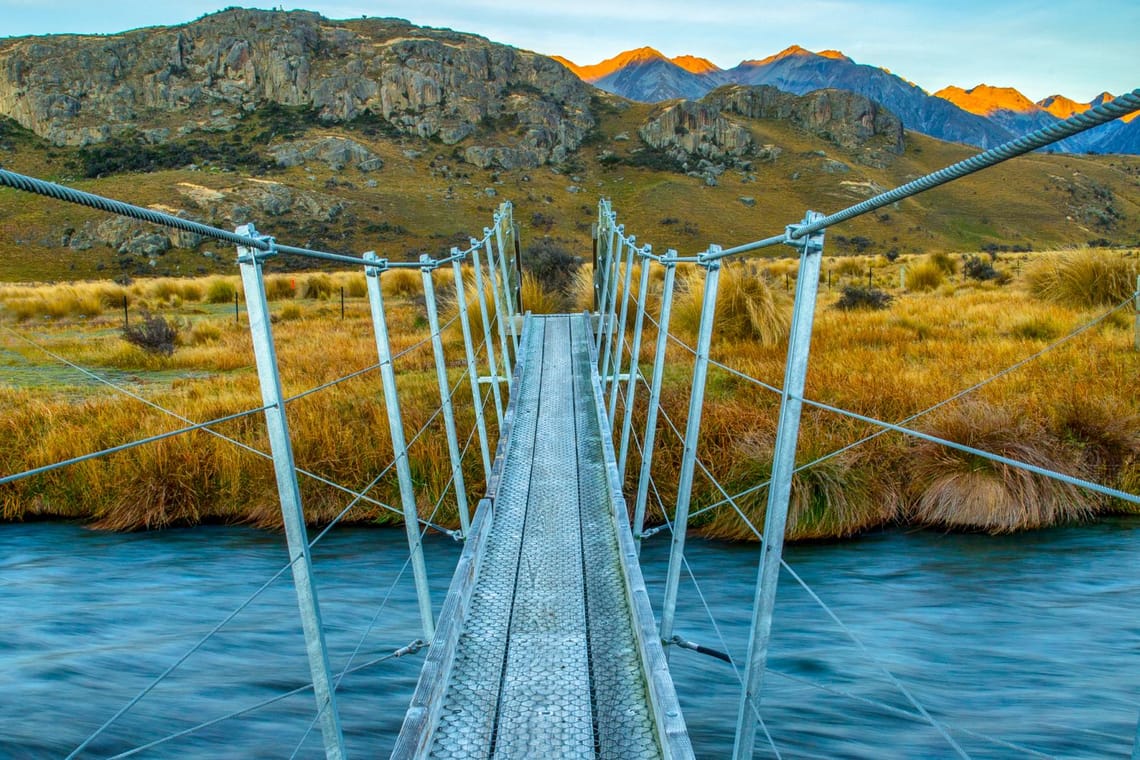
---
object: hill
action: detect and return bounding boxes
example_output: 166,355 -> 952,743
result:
0,11 -> 1138,282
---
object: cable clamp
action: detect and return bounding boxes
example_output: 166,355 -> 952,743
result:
394,639 -> 425,658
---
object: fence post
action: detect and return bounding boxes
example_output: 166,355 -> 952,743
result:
1134,274 -> 1139,352
618,248 -> 654,482
364,252 -> 435,641
421,254 -> 471,536
633,252 -> 678,552
660,250 -> 722,652
471,238 -> 506,427
732,212 -> 826,760
484,230 -> 514,388
235,224 -> 346,760
451,253 -> 493,488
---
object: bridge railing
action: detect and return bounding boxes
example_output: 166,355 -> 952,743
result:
591,88 -> 1140,759
0,168 -> 524,758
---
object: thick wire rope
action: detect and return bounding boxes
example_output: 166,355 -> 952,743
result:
709,89 -> 1140,259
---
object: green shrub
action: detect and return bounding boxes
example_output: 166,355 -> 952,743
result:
834,286 -> 892,310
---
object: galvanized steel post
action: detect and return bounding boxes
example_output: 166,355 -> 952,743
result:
732,212 -> 826,760
597,221 -> 620,354
451,253 -> 493,488
493,207 -> 520,353
471,238 -> 506,426
606,238 -> 639,428
421,254 -> 471,535
599,231 -> 625,366
618,248 -> 654,482
659,251 -> 721,652
483,231 -> 514,389
364,252 -> 435,641
633,253 -> 678,552
235,224 -> 346,760
1133,274 -> 1139,352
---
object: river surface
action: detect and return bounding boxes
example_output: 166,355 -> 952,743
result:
2,520 -> 1139,759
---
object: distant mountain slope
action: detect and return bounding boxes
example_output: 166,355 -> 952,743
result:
562,45 -> 1137,154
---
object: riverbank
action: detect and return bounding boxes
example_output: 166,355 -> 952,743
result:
1,250 -> 1137,538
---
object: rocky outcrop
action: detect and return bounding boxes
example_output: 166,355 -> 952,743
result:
0,9 -> 594,167
705,85 -> 904,161
270,136 -> 382,171
638,100 -> 753,161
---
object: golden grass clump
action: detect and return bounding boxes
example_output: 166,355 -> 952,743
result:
674,263 -> 790,344
1050,396 -> 1140,506
299,273 -> 334,299
382,268 -> 421,297
905,258 -> 946,292
519,273 -> 562,314
1025,248 -> 1140,308
0,285 -> 105,321
264,274 -> 297,301
205,277 -> 237,304
927,250 -> 958,275
907,402 -> 1096,533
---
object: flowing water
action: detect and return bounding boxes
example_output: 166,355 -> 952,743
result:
2,520 -> 1138,758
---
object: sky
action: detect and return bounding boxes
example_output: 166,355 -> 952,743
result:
1,0 -> 1135,103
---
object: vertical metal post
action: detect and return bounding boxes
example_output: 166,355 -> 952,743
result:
364,252 -> 435,641
732,213 -> 826,760
659,253 -> 721,650
421,254 -> 471,536
234,225 -> 345,760
452,254 -> 493,487
597,221 -> 620,354
493,209 -> 520,353
599,231 -> 626,367
607,239 -> 639,428
484,231 -> 514,388
1133,274 -> 1139,352
471,238 -> 505,427
633,254 -> 678,552
619,251 -> 654,482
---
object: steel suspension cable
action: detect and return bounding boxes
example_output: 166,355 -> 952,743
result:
709,89 -> 1140,260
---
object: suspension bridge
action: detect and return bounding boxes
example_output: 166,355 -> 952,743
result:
0,90 -> 1138,758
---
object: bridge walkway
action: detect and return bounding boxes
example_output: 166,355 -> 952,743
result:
394,313 -> 692,759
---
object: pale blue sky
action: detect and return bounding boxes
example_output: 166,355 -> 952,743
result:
1,1 -> 1135,102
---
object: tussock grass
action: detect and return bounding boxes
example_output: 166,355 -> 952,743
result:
382,268 -> 421,297
905,258 -> 946,292
907,402 -> 1095,533
205,277 -> 238,304
674,263 -> 790,344
1026,248 -> 1140,308
520,273 -> 562,314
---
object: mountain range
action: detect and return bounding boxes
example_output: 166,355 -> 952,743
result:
555,46 -> 1138,154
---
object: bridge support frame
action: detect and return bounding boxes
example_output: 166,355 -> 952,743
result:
632,252 -> 678,553
660,249 -> 722,650
365,252 -> 435,641
421,254 -> 471,535
618,246 -> 653,482
605,236 -> 639,427
235,225 -> 346,760
471,238 -> 506,426
493,205 -> 520,354
483,229 -> 515,387
732,212 -> 827,760
451,252 -> 493,485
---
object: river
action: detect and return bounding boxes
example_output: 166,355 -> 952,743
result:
2,520 -> 1138,758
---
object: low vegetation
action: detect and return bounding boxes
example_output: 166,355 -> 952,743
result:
0,245 -> 1137,541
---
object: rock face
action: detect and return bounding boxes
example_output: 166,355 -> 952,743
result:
0,9 -> 594,167
636,86 -> 904,177
706,85 -> 904,160
270,136 -> 382,171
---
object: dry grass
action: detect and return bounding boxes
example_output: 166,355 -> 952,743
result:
905,258 -> 946,292
674,262 -> 791,345
1,253 -> 1137,539
1025,248 -> 1140,308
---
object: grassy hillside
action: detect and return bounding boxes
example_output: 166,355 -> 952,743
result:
1,95 -> 1138,284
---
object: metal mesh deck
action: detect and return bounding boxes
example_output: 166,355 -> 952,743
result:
399,313 -> 689,759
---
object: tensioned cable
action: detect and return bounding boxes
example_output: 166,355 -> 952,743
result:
3,328 -> 453,533
686,294 -> 1137,522
0,404 -> 270,486
289,397 -> 487,756
104,645 -> 422,759
633,379 -> 970,757
708,89 -> 1140,259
